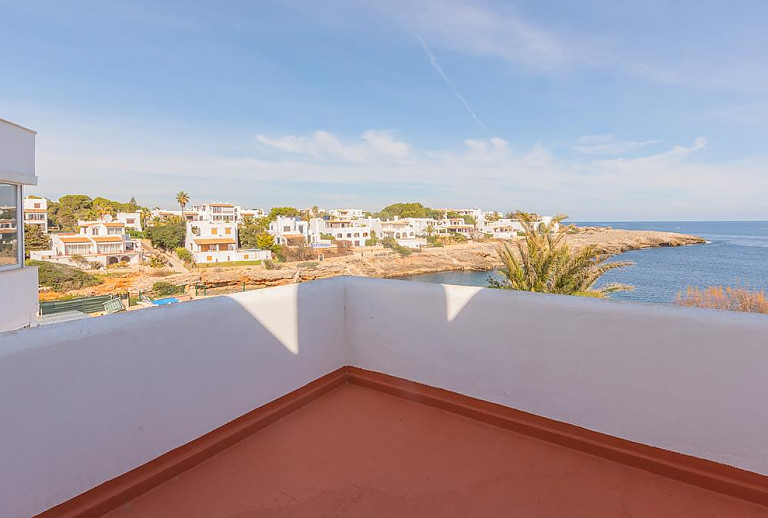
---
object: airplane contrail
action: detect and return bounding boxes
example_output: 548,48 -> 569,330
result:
417,35 -> 487,132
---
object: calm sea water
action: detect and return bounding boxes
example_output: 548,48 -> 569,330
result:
399,221 -> 768,305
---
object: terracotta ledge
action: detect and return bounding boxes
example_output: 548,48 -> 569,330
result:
36,366 -> 768,517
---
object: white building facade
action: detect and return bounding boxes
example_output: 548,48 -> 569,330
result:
33,219 -> 142,267
0,118 -> 39,331
23,196 -> 47,233
185,220 -> 270,264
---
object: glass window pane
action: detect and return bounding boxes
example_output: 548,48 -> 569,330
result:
0,184 -> 19,267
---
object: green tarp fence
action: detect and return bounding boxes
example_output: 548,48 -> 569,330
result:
39,295 -> 117,316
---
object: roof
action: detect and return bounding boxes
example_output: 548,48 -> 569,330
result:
58,236 -> 92,244
23,208 -> 47,213
209,203 -> 234,207
194,238 -> 237,245
104,223 -> 125,227
98,378 -> 765,518
91,236 -> 124,243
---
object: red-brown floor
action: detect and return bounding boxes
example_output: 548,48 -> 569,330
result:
105,384 -> 768,517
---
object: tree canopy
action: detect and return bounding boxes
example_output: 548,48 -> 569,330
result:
374,202 -> 441,220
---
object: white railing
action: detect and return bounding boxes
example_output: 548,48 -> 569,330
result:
1,276 -> 768,517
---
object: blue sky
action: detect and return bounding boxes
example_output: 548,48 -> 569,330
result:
1,0 -> 767,219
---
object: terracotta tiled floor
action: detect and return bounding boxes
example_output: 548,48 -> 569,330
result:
106,384 -> 768,517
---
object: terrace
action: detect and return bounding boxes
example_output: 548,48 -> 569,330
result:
2,277 -> 768,517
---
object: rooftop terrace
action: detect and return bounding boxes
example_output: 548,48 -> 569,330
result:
2,277 -> 768,517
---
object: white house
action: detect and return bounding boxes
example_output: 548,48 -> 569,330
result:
33,219 -> 142,267
116,211 -> 141,231
0,117 -> 39,331
185,220 -> 270,264
269,216 -> 310,246
23,196 -> 47,233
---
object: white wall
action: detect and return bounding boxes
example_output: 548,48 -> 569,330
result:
4,276 -> 768,517
0,118 -> 36,185
344,277 -> 768,477
0,266 -> 38,331
0,279 -> 346,518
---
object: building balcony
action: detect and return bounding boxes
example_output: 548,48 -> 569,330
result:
2,277 -> 768,517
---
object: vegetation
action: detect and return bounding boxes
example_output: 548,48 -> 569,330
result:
268,206 -> 301,220
151,281 -> 184,297
320,233 -> 336,242
30,260 -> 103,292
488,212 -> 632,298
374,202 -> 441,220
147,254 -> 169,268
145,219 -> 185,250
175,247 -> 194,264
23,224 -> 50,258
176,191 -> 190,212
126,228 -> 144,239
365,229 -> 378,247
264,259 -> 281,270
297,261 -> 319,269
676,286 -> 768,314
48,195 -> 143,231
238,215 -> 281,255
381,237 -> 413,257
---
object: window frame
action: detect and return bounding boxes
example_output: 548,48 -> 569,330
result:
0,182 -> 23,273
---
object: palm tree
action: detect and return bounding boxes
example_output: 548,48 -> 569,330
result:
176,191 -> 190,213
425,222 -> 436,237
488,212 -> 632,298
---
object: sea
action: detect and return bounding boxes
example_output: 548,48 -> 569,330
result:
398,221 -> 768,305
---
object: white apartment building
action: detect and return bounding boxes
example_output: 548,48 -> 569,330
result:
236,207 -> 265,221
190,203 -> 237,223
185,220 -> 270,264
310,218 -> 374,248
328,208 -> 365,219
23,196 -> 47,233
478,215 -> 560,239
437,217 -> 475,238
0,117 -> 39,332
33,219 -> 142,267
269,216 -> 310,246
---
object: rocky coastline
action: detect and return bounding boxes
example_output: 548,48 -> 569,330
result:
49,228 -> 706,299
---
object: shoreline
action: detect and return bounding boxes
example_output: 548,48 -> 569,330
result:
43,228 -> 706,300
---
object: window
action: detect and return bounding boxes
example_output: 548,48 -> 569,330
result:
225,227 -> 232,235
0,183 -> 21,269
211,228 -> 218,235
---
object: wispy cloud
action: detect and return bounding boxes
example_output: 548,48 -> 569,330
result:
417,35 -> 487,131
572,135 -> 661,155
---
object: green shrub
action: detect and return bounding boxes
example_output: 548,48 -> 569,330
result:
175,247 -> 194,263
148,254 -> 168,268
264,259 -> 281,270
152,281 -> 184,297
29,260 -> 103,292
126,228 -> 144,239
297,261 -> 319,269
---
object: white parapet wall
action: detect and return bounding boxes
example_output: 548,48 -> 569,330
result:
344,277 -> 768,478
0,279 -> 346,518
2,276 -> 768,517
0,266 -> 39,331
